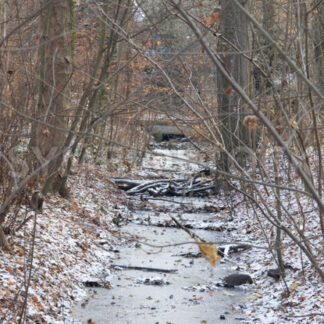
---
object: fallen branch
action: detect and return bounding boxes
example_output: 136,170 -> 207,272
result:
111,178 -> 142,190
110,264 -> 177,273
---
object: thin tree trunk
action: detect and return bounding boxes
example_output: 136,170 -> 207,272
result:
313,2 -> 324,92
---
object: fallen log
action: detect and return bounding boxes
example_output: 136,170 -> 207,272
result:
127,178 -> 186,195
114,174 -> 217,197
111,178 -> 142,190
184,184 -> 215,195
217,244 -> 251,257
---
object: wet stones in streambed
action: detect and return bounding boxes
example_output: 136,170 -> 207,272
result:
83,279 -> 112,289
135,277 -> 170,286
220,274 -> 253,288
267,268 -> 281,280
177,244 -> 251,259
183,273 -> 253,292
267,264 -> 294,280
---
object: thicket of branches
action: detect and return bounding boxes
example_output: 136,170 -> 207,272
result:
0,0 -> 323,289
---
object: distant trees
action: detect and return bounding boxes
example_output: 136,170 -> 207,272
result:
0,0 -> 323,281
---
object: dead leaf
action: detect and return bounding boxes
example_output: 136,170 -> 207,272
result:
291,120 -> 298,129
195,237 -> 220,266
264,136 -> 270,145
290,282 -> 298,290
225,85 -> 232,95
204,12 -> 220,26
42,128 -> 50,136
215,141 -> 223,149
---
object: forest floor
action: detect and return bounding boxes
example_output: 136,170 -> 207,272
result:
0,141 -> 323,323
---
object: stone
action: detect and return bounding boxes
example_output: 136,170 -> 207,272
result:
222,273 -> 253,288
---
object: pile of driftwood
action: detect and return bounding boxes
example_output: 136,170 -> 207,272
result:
113,174 -> 216,197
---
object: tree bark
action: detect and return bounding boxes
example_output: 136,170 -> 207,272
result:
313,2 -> 324,92
29,0 -> 73,195
217,0 -> 249,172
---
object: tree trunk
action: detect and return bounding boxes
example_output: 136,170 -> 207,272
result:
313,2 -> 324,92
217,0 -> 249,172
29,0 -> 73,195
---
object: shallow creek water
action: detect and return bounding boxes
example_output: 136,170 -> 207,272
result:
72,147 -> 249,323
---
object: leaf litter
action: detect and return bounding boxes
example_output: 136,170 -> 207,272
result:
0,145 -> 323,323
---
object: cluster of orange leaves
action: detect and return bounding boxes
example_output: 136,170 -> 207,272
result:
242,115 -> 260,130
204,12 -> 220,26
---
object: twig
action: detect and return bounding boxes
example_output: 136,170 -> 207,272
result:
287,313 -> 324,318
18,212 -> 37,324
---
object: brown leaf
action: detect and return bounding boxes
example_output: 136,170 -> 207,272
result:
243,115 -> 259,130
225,85 -> 232,95
42,128 -> 50,136
195,237 -> 220,267
290,282 -> 298,290
264,136 -> 270,145
204,12 -> 220,26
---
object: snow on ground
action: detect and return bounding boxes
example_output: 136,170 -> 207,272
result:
0,164 -> 131,323
208,147 -> 324,324
211,189 -> 323,324
131,144 -> 324,324
0,144 -> 323,323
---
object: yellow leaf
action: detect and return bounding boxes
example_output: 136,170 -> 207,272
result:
8,108 -> 13,118
195,237 -> 220,267
151,203 -> 157,208
291,120 -> 298,129
247,293 -> 258,300
223,290 -> 234,296
290,282 -> 298,290
97,211 -> 102,218
42,128 -> 50,136
215,141 -> 223,149
156,41 -> 161,47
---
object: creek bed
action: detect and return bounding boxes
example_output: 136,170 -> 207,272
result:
72,145 -> 249,323
72,203 -> 248,324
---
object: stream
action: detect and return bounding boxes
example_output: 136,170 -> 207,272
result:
72,143 -> 250,324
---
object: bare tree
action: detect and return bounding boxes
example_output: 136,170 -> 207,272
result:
29,0 -> 74,195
